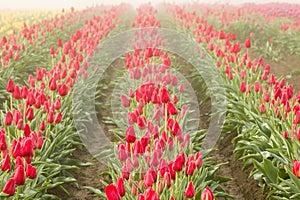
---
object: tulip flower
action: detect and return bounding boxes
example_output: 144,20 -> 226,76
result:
167,102 -> 178,115
58,84 -> 69,96
137,116 -> 147,129
138,194 -> 145,200
4,111 -> 13,126
185,181 -> 195,198
23,123 -> 31,137
0,131 -> 7,151
244,38 -> 251,48
293,160 -> 300,178
14,165 -> 25,185
121,94 -> 130,107
240,81 -> 246,93
201,186 -> 214,200
116,177 -> 125,197
126,126 -> 136,143
1,153 -> 11,172
144,187 -> 159,200
6,78 -> 14,93
26,164 -> 37,179
160,87 -> 170,103
2,178 -> 16,196
105,184 -> 121,200
54,112 -> 62,124
144,169 -> 154,187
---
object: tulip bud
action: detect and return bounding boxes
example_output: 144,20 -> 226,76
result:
0,131 -> 7,151
1,153 -> 11,172
125,126 -> 136,143
201,186 -> 214,200
2,178 -> 16,196
240,81 -> 246,93
14,165 -> 25,185
185,181 -> 195,198
105,184 -> 121,200
23,123 -> 31,137
160,87 -> 170,103
4,111 -> 13,126
116,177 -> 125,197
244,38 -> 251,48
121,94 -> 130,107
26,164 -> 37,179
6,78 -> 14,93
54,112 -> 62,124
58,84 -> 69,96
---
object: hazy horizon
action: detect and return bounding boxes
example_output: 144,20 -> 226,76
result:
0,0 -> 299,10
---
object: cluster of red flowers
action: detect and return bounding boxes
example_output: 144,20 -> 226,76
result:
0,5 -> 127,196
164,1 -> 300,186
105,4 -> 214,200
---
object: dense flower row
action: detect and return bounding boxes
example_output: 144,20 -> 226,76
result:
0,5 -> 127,198
104,3 -> 222,200
163,2 -> 300,198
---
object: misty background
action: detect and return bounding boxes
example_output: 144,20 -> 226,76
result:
0,0 -> 299,10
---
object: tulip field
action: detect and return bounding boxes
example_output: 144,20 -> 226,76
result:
0,2 -> 300,200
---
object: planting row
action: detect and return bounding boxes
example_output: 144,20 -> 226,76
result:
163,3 -> 300,199
0,4 -> 128,199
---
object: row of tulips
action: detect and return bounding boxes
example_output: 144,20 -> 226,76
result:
0,9 -> 60,37
0,5 -> 128,199
163,3 -> 300,199
0,6 -> 104,112
177,3 -> 300,61
101,3 -> 231,200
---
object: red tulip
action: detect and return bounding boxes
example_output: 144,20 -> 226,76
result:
49,78 -> 57,91
6,78 -> 14,93
167,102 -> 178,115
144,169 -> 154,187
26,107 -> 34,121
47,111 -> 54,123
4,111 -> 13,126
0,131 -> 7,151
54,112 -> 62,124
39,120 -> 46,131
26,164 -> 37,179
138,194 -> 145,200
240,81 -> 246,93
185,181 -> 195,198
186,160 -> 196,176
14,165 -> 25,185
116,177 -> 125,197
105,184 -> 121,200
1,153 -> 11,172
283,130 -> 288,139
160,87 -> 170,103
2,178 -> 16,196
293,160 -> 300,178
163,172 -> 172,188
244,38 -> 251,48
22,138 -> 34,157
137,115 -> 147,129
201,186 -> 214,200
144,187 -> 160,200
23,123 -> 31,137
121,94 -> 130,107
58,84 -> 69,96
260,104 -> 266,114
125,126 -> 136,143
